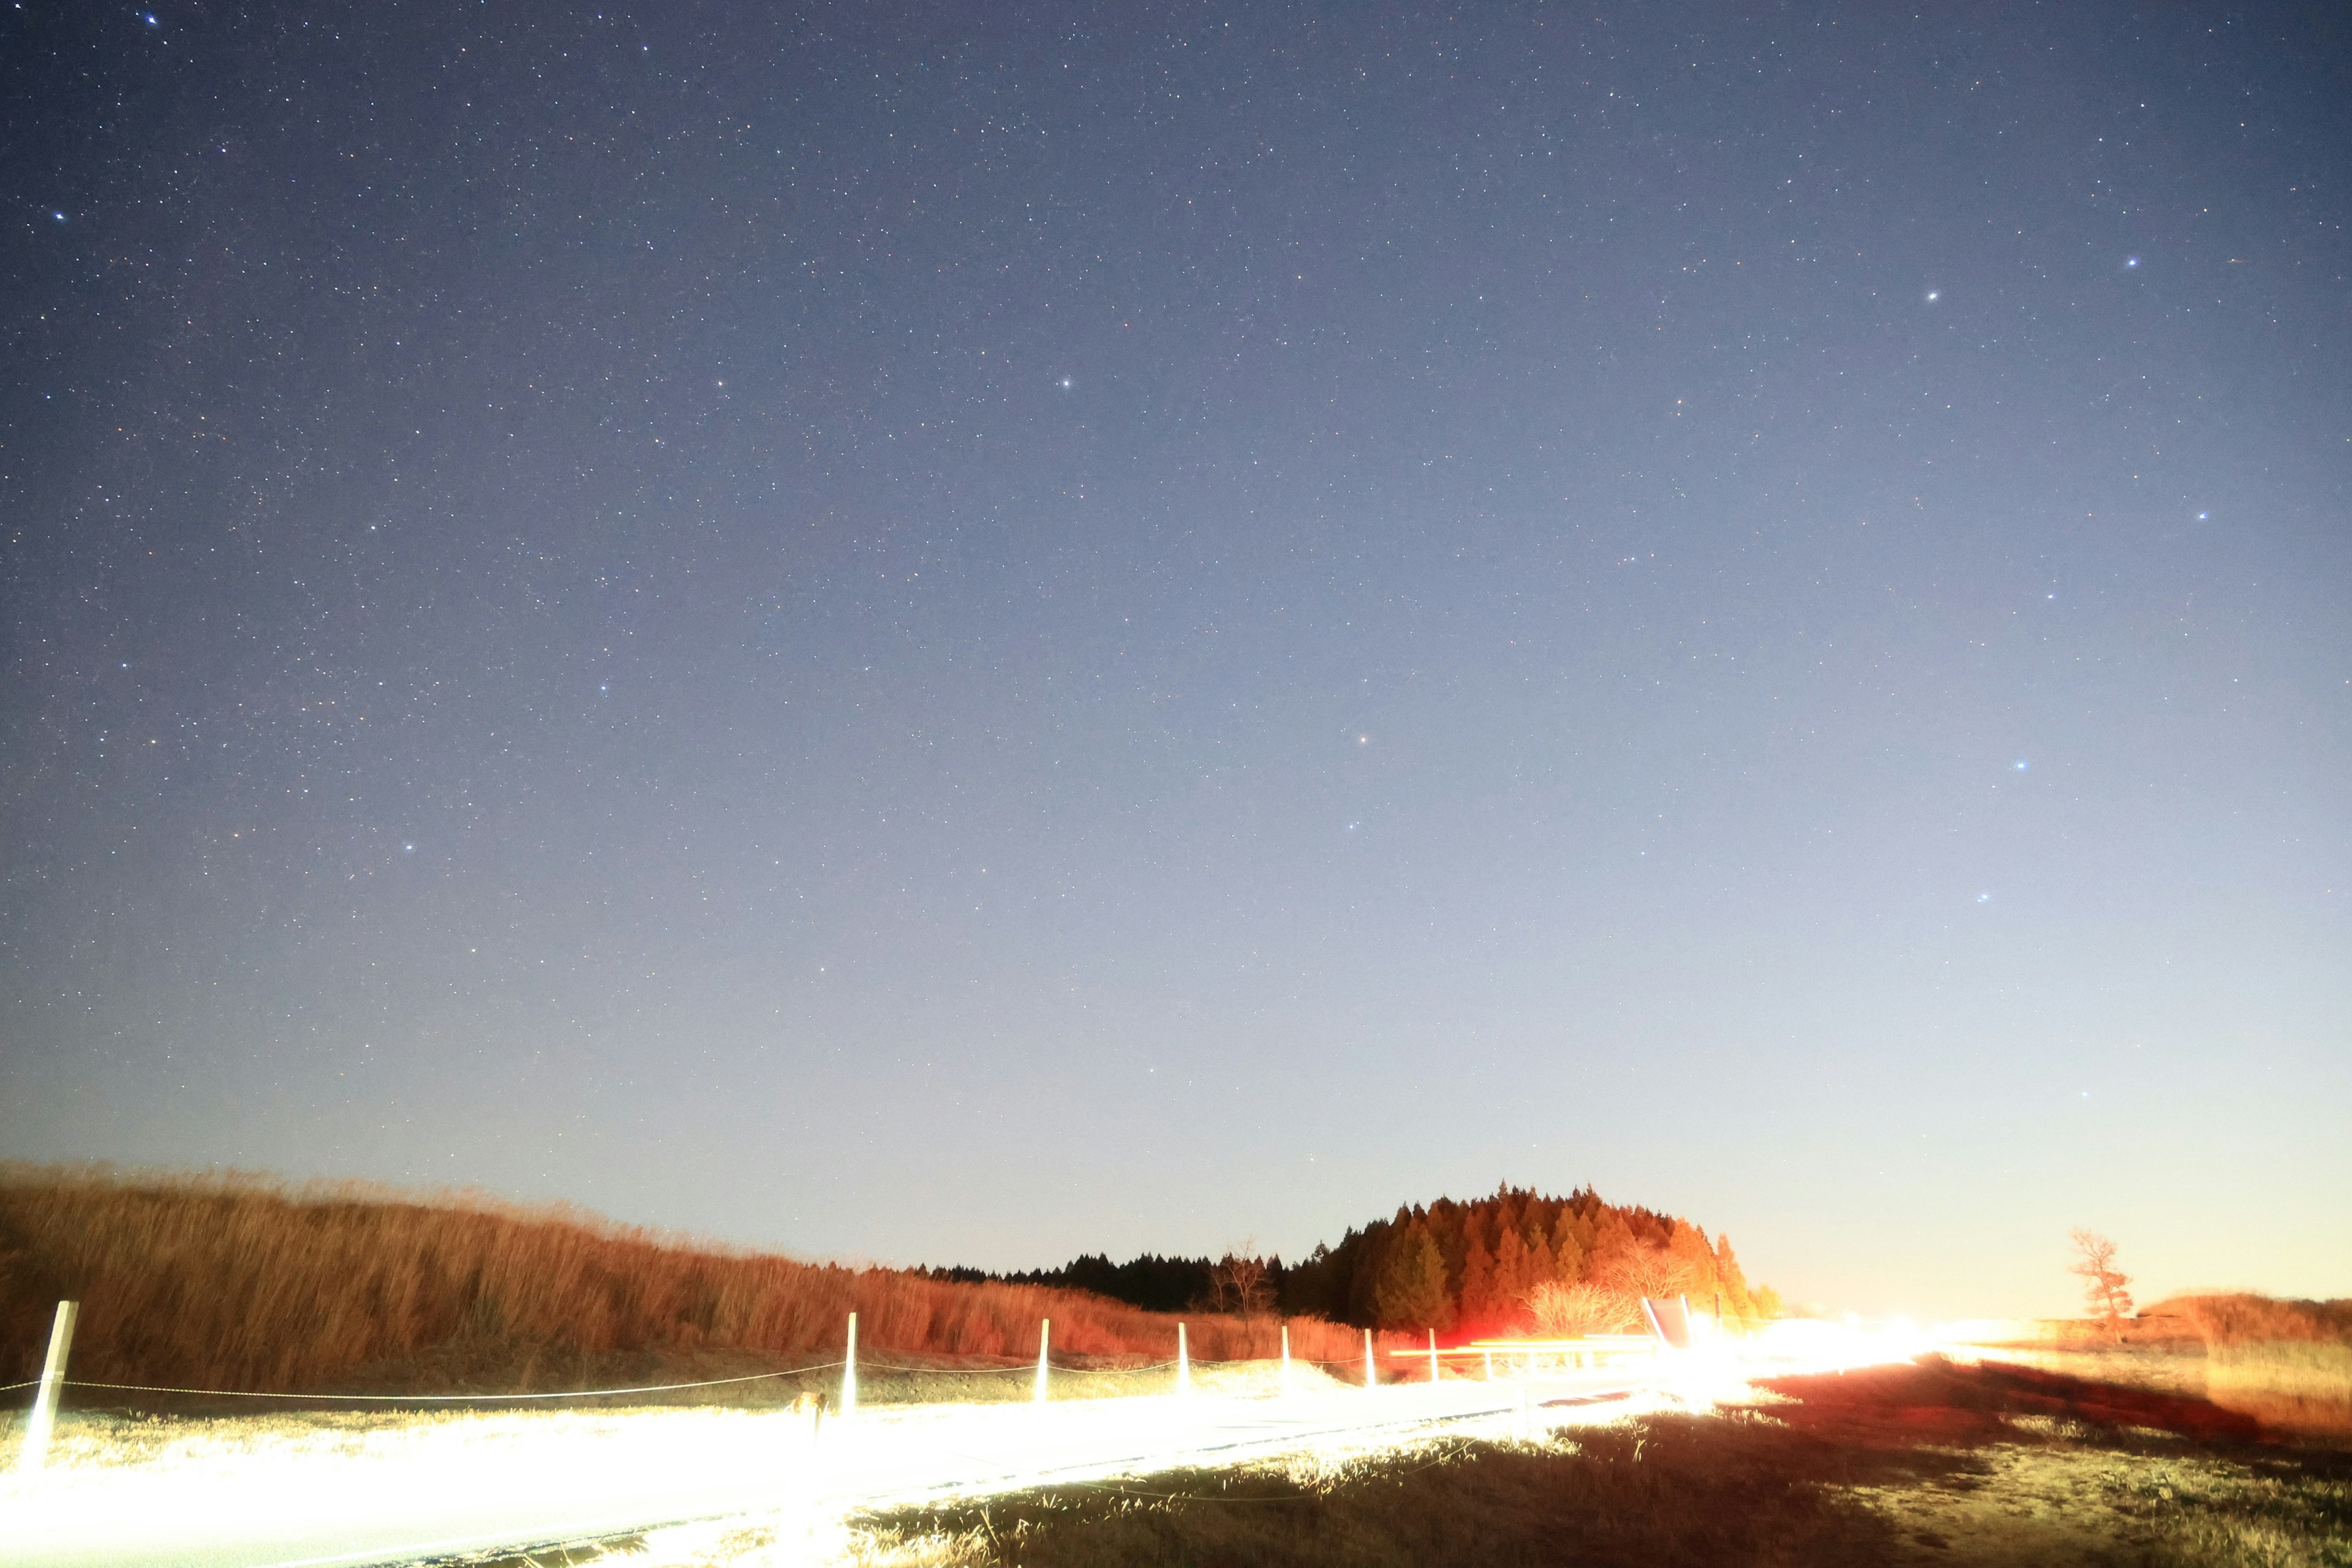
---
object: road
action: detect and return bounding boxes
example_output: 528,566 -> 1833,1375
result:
0,1369 -> 1663,1567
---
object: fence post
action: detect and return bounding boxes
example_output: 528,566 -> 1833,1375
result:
18,1301 -> 77,1476
1428,1329 -> 1440,1384
1280,1324 -> 1292,1396
1034,1318 -> 1050,1403
1362,1328 -> 1375,1390
1483,1348 -> 1494,1381
840,1310 -> 858,1416
1176,1321 -> 1191,1396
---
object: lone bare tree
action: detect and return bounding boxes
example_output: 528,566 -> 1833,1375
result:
2068,1229 -> 2135,1340
1206,1239 -> 1275,1319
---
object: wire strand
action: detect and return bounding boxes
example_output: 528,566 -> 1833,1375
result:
60,1364 -> 847,1402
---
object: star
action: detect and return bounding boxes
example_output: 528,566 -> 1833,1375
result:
2126,256 -> 2140,268
2013,760 -> 2028,771
1057,377 -> 1072,390
1924,290 -> 1939,301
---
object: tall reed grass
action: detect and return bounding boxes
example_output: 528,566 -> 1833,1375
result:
0,1164 -> 1378,1396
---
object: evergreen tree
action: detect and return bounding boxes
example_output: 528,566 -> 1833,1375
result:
1430,1200 -> 1467,1287
1493,1189 -> 1525,1250
1527,1229 -> 1558,1287
1345,1221 -> 1394,1326
1550,1207 -> 1588,1283
1588,1210 -> 1638,1278
1491,1224 -> 1532,1314
1668,1220 -> 1719,1300
1712,1236 -> 1755,1322
1374,1220 -> 1453,1330
1457,1231 -> 1496,1324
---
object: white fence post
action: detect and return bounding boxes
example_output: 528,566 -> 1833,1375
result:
1280,1324 -> 1292,1396
1033,1318 -> 1050,1403
1428,1328 -> 1439,1384
840,1310 -> 858,1416
18,1301 -> 77,1476
1176,1321 -> 1191,1396
1362,1328 -> 1375,1390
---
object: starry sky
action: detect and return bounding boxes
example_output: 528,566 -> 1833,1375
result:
4,2 -> 2348,1320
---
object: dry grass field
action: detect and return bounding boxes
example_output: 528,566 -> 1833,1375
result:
0,1164 -> 1379,1402
1955,1294 -> 2352,1443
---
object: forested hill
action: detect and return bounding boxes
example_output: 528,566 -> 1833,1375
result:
929,1186 -> 1780,1336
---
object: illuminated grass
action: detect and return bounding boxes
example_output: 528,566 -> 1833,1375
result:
0,1163 -> 1377,1399
618,1360 -> 2352,1568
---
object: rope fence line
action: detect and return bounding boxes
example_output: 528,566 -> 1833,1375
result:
53,1363 -> 849,1402
859,1356 -> 1186,1376
11,1341 -> 1645,1408
4,1354 -> 1364,1410
12,1304 -> 1667,1415
36,1352 -> 1294,1403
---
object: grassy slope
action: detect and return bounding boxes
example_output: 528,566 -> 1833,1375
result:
0,1164 -> 1378,1396
804,1358 -> 2352,1568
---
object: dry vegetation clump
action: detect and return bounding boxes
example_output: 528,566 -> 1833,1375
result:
2140,1295 -> 2352,1440
0,1164 -> 1378,1398
1970,1295 -> 2352,1442
2159,1295 -> 2352,1351
2201,1341 -> 2352,1439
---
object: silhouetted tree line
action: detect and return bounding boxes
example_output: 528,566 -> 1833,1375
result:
923,1185 -> 1781,1335
915,1253 -> 1219,1313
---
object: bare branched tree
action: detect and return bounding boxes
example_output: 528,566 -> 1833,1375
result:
2068,1229 -> 2135,1340
1525,1281 -> 1633,1336
1532,1237 -> 1707,1336
1206,1238 -> 1275,1319
1593,1238 -> 1703,1303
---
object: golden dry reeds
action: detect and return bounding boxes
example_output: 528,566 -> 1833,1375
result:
0,1164 -> 1375,1396
2139,1292 -> 2352,1438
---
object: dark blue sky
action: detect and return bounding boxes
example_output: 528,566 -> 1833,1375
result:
4,2 -> 2346,1317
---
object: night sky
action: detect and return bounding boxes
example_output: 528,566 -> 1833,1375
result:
4,2 -> 2348,1319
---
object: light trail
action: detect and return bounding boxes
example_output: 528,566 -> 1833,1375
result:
0,1327 -> 1921,1568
